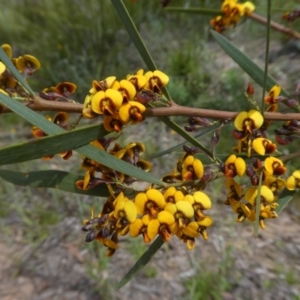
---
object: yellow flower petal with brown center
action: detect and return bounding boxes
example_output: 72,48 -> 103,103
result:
134,189 -> 166,216
182,155 -> 204,180
264,85 -> 281,105
165,200 -> 194,220
103,113 -> 126,132
234,110 -> 263,133
147,211 -> 175,241
112,79 -> 136,103
264,176 -> 286,193
114,196 -> 137,223
15,54 -> 41,73
144,70 -> 169,93
119,101 -> 146,123
163,187 -> 185,203
127,74 -> 147,90
89,76 -> 116,94
223,154 -> 246,177
187,191 -> 212,210
242,1 -> 255,15
264,156 -> 286,176
91,89 -> 123,115
252,138 -> 277,155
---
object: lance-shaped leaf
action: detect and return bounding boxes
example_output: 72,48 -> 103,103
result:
276,188 -> 298,214
210,30 -> 290,98
111,0 -> 215,160
0,124 -> 108,165
151,121 -> 223,159
115,236 -> 164,290
0,93 -> 165,186
254,172 -> 263,237
0,169 -> 109,196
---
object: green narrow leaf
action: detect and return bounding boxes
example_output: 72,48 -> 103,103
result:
254,172 -> 263,237
0,169 -> 109,196
0,124 -> 108,165
111,0 -> 156,70
116,236 -> 164,290
276,188 -> 298,214
111,0 -> 215,160
210,30 -> 290,98
0,93 -> 165,186
165,7 -> 222,16
151,121 -> 223,159
0,47 -> 35,96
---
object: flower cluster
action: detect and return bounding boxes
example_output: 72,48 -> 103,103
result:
218,85 -> 297,229
80,144 -> 213,256
82,185 -> 212,256
0,44 -> 40,98
282,9 -> 300,22
81,69 -> 169,132
76,140 -> 152,190
210,0 -> 255,33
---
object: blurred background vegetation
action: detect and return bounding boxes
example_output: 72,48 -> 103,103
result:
1,0 -> 300,299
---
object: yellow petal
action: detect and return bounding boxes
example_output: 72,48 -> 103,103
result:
235,157 -> 246,176
260,185 -> 274,202
164,203 -> 177,215
147,219 -> 160,240
248,110 -> 264,129
176,201 -> 194,218
129,219 -> 143,237
192,191 -> 212,210
234,111 -> 248,131
197,216 -> 213,228
225,154 -> 237,165
134,192 -> 148,215
146,189 -> 166,209
0,62 -> 6,75
124,200 -> 137,223
119,79 -> 136,100
157,211 -> 175,225
182,224 -> 200,238
244,187 -> 257,205
193,159 -> 204,179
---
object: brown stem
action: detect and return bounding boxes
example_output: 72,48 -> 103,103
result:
248,12 -> 300,40
1,97 -> 300,121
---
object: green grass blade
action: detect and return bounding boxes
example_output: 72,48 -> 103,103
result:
0,93 -> 165,186
254,172 -> 263,237
111,0 -> 156,70
210,30 -> 290,98
0,47 -> 35,96
151,122 -> 222,159
261,0 -> 272,111
0,169 -> 109,196
115,236 -> 164,290
0,124 -> 108,165
165,7 -> 221,16
276,189 -> 298,214
111,0 -> 215,160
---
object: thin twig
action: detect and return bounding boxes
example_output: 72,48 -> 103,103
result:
1,97 -> 300,121
249,12 -> 300,40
